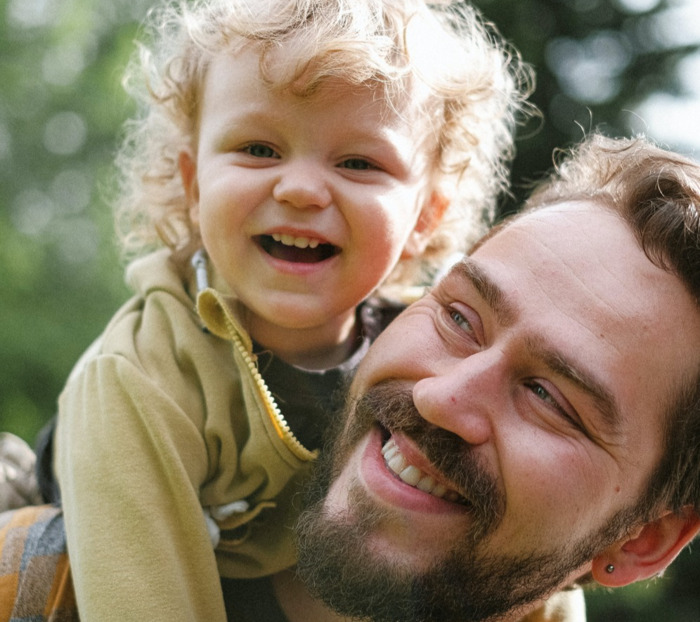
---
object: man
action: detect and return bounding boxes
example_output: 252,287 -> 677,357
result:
246,133 -> 700,622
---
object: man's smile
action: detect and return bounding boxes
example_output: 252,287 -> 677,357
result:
381,435 -> 469,505
353,426 -> 474,517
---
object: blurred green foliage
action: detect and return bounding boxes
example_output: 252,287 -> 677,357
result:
1,0 -> 699,619
472,0 -> 700,213
0,0 -> 152,441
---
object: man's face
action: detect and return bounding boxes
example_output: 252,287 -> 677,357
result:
296,202 -> 700,622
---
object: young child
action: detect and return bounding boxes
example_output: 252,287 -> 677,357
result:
0,0 -> 533,620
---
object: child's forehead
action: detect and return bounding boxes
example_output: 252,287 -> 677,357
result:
205,45 -> 427,120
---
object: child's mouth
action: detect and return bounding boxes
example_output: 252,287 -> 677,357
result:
257,234 -> 340,264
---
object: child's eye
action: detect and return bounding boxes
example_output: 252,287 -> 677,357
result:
339,158 -> 377,171
242,143 -> 279,159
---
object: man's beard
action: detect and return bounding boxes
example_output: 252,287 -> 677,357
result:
295,382 -> 641,622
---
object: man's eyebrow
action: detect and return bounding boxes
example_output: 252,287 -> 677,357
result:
451,259 -> 516,327
527,340 -> 622,434
451,258 -> 621,434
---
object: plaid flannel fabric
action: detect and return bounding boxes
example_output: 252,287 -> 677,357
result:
0,505 -> 77,622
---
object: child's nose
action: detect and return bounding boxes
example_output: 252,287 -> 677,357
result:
272,160 -> 332,210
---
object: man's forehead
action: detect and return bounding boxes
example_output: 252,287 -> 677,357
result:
471,201 -> 610,271
495,200 -> 621,242
463,200 -> 693,351
471,201 -> 655,291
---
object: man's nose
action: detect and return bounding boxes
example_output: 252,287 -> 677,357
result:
272,159 -> 333,210
412,352 -> 504,447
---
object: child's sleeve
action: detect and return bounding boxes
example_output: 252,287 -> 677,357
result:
55,354 -> 228,622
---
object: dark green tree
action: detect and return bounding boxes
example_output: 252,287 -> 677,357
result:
0,0 -> 152,441
471,0 -> 699,215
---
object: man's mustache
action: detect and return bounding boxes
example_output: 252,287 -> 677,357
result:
350,381 -> 505,534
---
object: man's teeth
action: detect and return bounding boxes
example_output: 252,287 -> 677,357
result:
271,233 -> 320,249
381,438 -> 461,503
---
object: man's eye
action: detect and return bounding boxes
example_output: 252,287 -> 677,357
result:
527,382 -> 558,408
340,158 -> 376,171
242,143 -> 278,158
525,381 -> 580,429
449,308 -> 473,333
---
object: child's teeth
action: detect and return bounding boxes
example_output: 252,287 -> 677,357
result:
270,233 -> 322,249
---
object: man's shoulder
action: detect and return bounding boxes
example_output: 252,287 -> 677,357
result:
520,589 -> 587,622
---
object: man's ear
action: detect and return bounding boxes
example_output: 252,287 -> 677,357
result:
179,150 -> 200,226
591,507 -> 700,587
402,190 -> 450,259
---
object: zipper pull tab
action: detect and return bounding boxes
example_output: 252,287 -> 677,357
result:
191,249 -> 210,293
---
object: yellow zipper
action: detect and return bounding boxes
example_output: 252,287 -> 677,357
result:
223,314 -> 317,463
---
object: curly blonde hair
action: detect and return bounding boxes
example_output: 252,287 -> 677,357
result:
114,0 -> 534,289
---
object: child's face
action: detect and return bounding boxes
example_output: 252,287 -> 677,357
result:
182,49 -> 438,356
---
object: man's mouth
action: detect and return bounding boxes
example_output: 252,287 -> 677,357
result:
381,436 -> 469,505
257,233 -> 340,263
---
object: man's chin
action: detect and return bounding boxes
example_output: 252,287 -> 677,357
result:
334,467 -> 451,573
296,488 -> 586,622
294,382 -> 607,622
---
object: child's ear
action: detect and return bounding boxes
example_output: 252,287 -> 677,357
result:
591,507 -> 700,587
179,150 -> 200,225
402,190 -> 450,258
